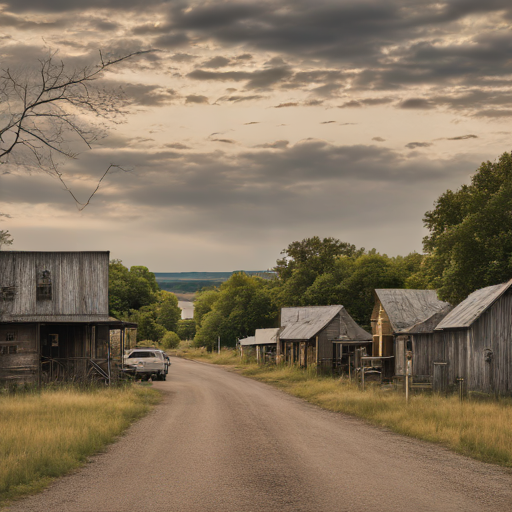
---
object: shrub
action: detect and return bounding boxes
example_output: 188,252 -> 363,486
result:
161,331 -> 180,349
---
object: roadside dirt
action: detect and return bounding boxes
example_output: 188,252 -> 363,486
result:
7,358 -> 512,512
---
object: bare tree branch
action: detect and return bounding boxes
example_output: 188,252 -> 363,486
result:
56,164 -> 130,211
0,49 -> 153,210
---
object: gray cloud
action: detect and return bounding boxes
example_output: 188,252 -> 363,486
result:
445,135 -> 478,141
405,142 -> 433,149
254,140 -> 289,149
474,109 -> 512,118
399,98 -> 434,110
274,102 -> 299,108
201,56 -> 231,68
188,66 -> 292,89
185,94 -> 209,104
164,143 -> 191,149
372,137 -> 385,142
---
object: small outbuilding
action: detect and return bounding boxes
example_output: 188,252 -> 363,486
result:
239,328 -> 280,363
278,305 -> 372,369
435,279 -> 512,395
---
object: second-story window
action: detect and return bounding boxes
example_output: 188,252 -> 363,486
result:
36,270 -> 52,300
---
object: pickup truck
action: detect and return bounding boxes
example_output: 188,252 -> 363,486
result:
123,348 -> 171,381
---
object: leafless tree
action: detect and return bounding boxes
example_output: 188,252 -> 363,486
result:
0,49 -> 151,210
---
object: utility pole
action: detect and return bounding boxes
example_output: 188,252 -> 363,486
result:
218,336 -> 220,354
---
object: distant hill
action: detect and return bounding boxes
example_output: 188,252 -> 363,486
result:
154,271 -> 276,294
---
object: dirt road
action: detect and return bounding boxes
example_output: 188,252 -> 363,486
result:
8,358 -> 512,512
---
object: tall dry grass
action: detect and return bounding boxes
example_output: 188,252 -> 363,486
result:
179,351 -> 512,467
0,384 -> 160,505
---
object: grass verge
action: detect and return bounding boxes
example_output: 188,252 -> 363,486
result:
0,384 -> 161,506
177,347 -> 512,468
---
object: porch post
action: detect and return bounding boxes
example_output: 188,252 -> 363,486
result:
107,332 -> 111,386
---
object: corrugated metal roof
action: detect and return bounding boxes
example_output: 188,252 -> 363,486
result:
375,289 -> 450,333
239,336 -> 256,346
435,279 -> 512,330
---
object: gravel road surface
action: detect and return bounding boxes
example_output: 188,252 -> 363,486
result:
8,357 -> 512,512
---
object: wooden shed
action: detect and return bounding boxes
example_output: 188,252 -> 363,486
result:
0,251 -> 136,385
372,289 -> 451,381
434,279 -> 512,395
278,306 -> 372,369
239,328 -> 280,363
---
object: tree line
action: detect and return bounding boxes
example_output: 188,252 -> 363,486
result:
193,151 -> 512,349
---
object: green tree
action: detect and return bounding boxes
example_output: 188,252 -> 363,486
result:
302,253 -> 412,329
154,291 -> 181,332
274,237 -> 364,307
419,151 -> 512,304
194,273 -> 278,350
108,260 -> 158,315
194,289 -> 220,330
161,331 -> 180,349
177,319 -> 196,340
136,312 -> 167,343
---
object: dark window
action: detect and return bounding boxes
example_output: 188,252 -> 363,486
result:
6,332 -> 16,341
37,270 -> 52,300
128,351 -> 155,358
0,346 -> 7,355
8,345 -> 17,354
1,286 -> 16,300
49,334 -> 59,347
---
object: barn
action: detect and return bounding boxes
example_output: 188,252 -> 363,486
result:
0,251 -> 136,385
434,279 -> 512,395
278,305 -> 372,369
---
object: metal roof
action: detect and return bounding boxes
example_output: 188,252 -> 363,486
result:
402,305 -> 453,334
435,279 -> 512,330
239,336 -> 256,346
254,328 -> 280,345
280,305 -> 371,341
375,289 -> 450,333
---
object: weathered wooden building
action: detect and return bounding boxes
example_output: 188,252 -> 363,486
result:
278,306 -> 372,368
372,289 -> 451,380
0,251 -> 136,385
434,279 -> 512,395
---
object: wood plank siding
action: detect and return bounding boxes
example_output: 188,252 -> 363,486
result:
437,290 -> 512,394
0,252 -> 109,321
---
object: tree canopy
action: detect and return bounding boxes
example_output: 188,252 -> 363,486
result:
194,273 -> 278,349
416,151 -> 512,304
108,260 -> 181,343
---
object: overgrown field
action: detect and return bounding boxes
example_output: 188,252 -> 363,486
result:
178,347 -> 512,467
0,384 -> 160,506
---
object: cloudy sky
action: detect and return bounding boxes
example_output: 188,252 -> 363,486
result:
1,0 -> 511,271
